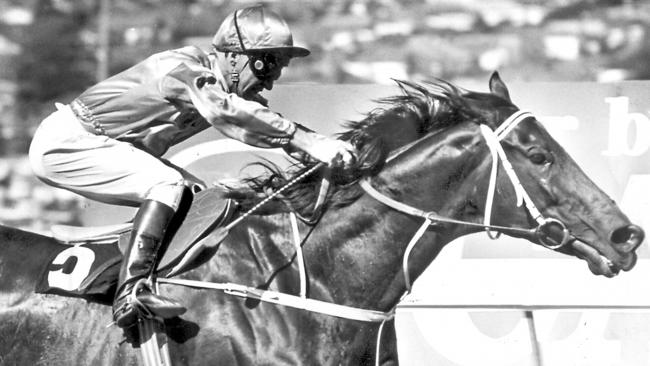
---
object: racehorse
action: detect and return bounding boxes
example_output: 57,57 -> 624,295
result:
0,72 -> 644,365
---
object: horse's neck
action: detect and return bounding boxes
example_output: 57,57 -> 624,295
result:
309,207 -> 449,309
310,135 -> 485,311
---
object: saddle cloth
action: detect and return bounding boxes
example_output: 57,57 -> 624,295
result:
36,187 -> 237,302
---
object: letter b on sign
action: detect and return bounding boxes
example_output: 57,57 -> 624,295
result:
604,97 -> 650,157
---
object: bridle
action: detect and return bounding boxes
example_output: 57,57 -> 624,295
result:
360,110 -> 572,290
479,110 -> 570,249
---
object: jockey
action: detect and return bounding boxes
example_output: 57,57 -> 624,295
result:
28,5 -> 355,330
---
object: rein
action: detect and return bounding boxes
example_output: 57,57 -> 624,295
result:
360,110 -> 571,292
223,162 -> 327,230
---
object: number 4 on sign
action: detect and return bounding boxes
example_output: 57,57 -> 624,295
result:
48,246 -> 95,291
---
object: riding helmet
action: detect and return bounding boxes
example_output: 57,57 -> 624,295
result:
212,5 -> 310,58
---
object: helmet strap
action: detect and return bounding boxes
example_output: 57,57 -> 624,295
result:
229,54 -> 239,83
228,53 -> 250,94
229,10 -> 246,88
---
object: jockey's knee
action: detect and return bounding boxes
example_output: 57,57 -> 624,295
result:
143,181 -> 195,239
145,179 -> 187,212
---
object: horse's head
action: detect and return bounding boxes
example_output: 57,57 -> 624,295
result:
381,72 -> 645,277
477,72 -> 644,277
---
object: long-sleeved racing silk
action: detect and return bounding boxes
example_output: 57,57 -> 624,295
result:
69,45 -> 296,157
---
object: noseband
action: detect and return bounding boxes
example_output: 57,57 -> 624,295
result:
360,110 -> 571,290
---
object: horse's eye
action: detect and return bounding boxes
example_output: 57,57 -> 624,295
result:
528,148 -> 551,165
530,153 -> 547,164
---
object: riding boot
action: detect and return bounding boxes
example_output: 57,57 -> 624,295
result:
112,200 -> 186,328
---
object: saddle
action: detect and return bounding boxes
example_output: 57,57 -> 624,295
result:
36,187 -> 238,303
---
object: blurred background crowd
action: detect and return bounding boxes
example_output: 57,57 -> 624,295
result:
0,0 -> 648,233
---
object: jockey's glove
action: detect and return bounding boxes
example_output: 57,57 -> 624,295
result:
288,124 -> 356,169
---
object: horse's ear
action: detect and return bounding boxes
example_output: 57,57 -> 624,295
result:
489,71 -> 511,102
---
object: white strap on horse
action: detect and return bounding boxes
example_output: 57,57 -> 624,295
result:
359,179 -> 431,294
157,277 -> 394,322
480,111 -> 547,238
289,212 -> 307,298
159,213 -> 394,322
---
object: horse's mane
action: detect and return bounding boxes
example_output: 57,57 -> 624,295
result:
229,79 -> 490,216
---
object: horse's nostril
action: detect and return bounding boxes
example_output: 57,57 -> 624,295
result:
610,224 -> 645,252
